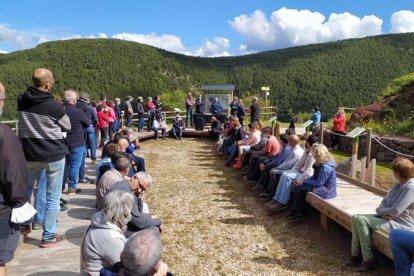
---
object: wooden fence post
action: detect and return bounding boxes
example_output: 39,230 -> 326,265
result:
366,128 -> 372,169
351,136 -> 359,179
370,159 -> 376,186
360,156 -> 366,182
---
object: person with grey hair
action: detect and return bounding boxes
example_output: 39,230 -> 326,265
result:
81,190 -> 134,276
107,171 -> 163,234
63,90 -> 92,195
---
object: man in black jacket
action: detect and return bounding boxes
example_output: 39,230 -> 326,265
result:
18,68 -> 71,248
107,171 -> 162,234
63,90 -> 91,195
0,82 -> 28,275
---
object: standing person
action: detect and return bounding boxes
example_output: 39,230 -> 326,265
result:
76,92 -> 98,164
237,99 -> 245,127
18,68 -> 71,247
113,98 -> 122,131
250,97 -> 260,124
97,105 -> 110,147
0,82 -> 29,275
146,97 -> 156,131
124,96 -> 133,129
195,94 -> 204,114
63,90 -> 91,195
331,107 -> 346,149
136,97 -> 145,132
185,92 -> 195,127
107,100 -> 117,140
172,114 -> 185,140
229,96 -> 239,116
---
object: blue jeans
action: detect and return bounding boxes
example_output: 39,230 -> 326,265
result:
86,126 -> 96,161
67,146 -> 85,190
172,127 -> 183,137
390,229 -> 414,276
186,108 -> 193,127
26,158 -> 65,240
273,170 -> 301,205
33,169 -> 47,224
138,115 -> 145,131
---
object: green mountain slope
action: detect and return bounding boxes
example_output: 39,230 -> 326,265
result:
1,33 -> 414,119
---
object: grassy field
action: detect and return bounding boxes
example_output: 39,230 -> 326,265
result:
140,138 -> 393,275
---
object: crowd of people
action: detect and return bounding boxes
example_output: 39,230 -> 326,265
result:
1,68 -> 414,275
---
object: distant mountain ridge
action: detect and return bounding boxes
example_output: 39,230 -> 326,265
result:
1,33 -> 414,119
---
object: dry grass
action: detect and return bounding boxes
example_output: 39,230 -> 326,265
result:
140,138 -> 393,276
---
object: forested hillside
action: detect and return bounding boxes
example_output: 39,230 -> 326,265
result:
1,33 -> 414,119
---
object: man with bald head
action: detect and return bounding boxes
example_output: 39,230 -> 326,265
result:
18,68 -> 71,248
63,90 -> 91,195
0,82 -> 28,276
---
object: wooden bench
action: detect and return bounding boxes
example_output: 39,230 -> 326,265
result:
306,172 -> 393,259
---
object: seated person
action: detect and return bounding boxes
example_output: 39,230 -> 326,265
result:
345,157 -> 414,272
389,229 -> 414,276
96,143 -> 118,182
232,122 -> 262,169
107,171 -> 162,234
267,135 -> 318,212
81,190 -> 134,276
209,116 -> 222,141
100,229 -> 171,276
287,144 -> 336,220
96,156 -> 130,208
259,135 -> 304,200
153,115 -> 167,140
243,127 -> 280,181
172,114 -> 185,140
255,134 -> 291,190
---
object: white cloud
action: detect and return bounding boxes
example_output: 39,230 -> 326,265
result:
189,37 -> 231,57
390,10 -> 414,33
112,32 -> 185,53
229,7 -> 383,52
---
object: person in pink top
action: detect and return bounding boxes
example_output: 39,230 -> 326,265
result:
233,122 -> 261,169
107,100 -> 117,140
331,107 -> 347,149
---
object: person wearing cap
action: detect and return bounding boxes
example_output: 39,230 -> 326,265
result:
136,97 -> 145,132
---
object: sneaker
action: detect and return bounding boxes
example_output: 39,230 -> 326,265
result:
67,188 -> 82,195
32,222 -> 42,230
39,233 -> 65,248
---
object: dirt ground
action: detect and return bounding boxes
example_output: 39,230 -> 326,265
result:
139,137 -> 395,276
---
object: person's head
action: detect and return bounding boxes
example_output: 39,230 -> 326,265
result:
311,144 -> 334,165
187,92 -> 192,98
262,126 -> 272,137
0,82 -> 5,118
64,90 -> 78,105
114,156 -> 131,176
391,157 -> 414,183
288,134 -> 300,147
106,143 -> 118,158
305,135 -> 319,151
313,106 -> 320,113
252,96 -> 258,103
279,133 -> 289,146
248,122 -> 257,132
120,229 -> 163,276
130,171 -> 153,198
32,68 -> 54,92
108,100 -> 115,108
101,190 -> 134,229
137,96 -> 143,102
337,107 -> 346,116
117,138 -> 129,152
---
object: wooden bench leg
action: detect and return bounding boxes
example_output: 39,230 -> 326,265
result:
320,213 -> 330,231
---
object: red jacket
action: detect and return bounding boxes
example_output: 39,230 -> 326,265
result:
97,111 -> 109,128
333,114 -> 346,132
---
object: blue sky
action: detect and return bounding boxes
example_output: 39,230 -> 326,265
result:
1,0 -> 414,56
